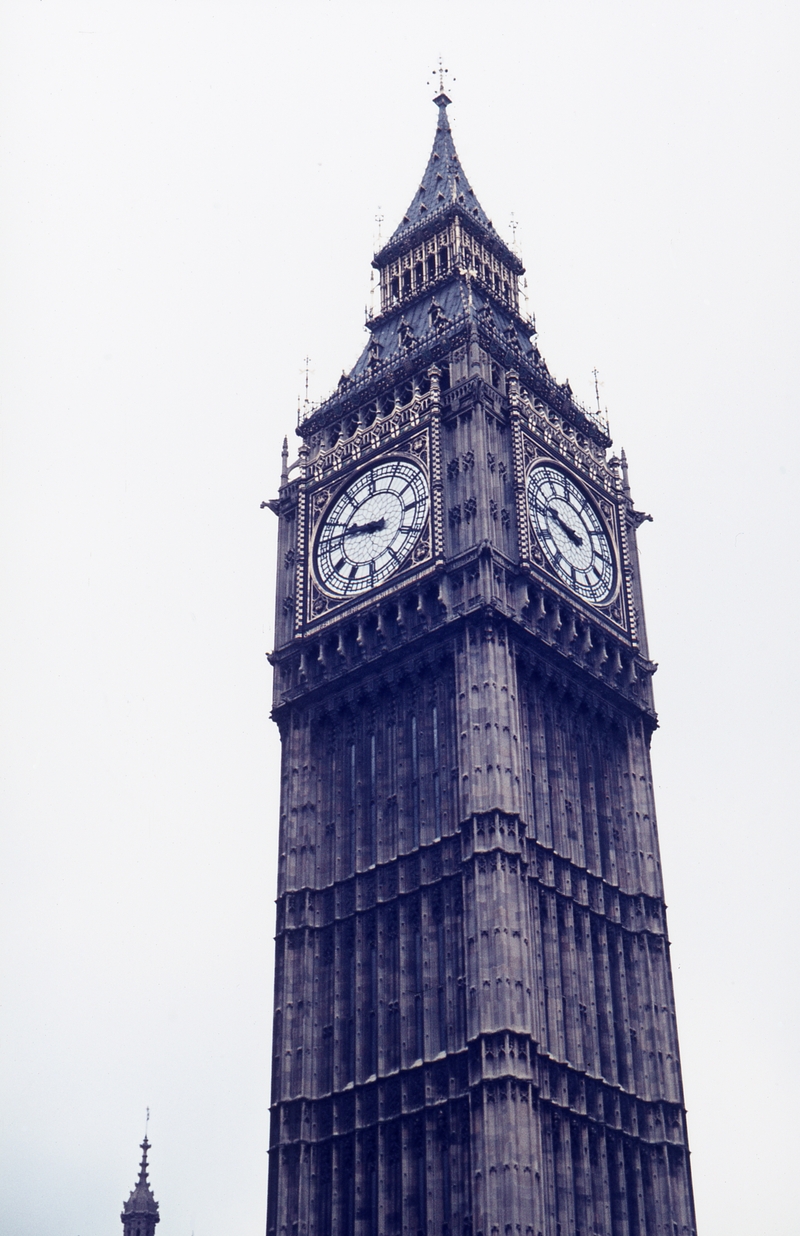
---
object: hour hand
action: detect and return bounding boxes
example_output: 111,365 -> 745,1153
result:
546,506 -> 583,546
344,517 -> 386,537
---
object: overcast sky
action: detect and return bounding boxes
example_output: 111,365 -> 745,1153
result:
1,3 -> 798,1235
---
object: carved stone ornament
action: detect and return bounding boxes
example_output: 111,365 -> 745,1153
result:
311,489 -> 331,525
310,583 -> 330,616
413,537 -> 430,563
598,599 -> 624,625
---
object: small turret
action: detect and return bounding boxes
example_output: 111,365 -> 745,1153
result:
120,1137 -> 160,1236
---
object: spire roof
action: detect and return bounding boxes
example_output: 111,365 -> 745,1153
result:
376,93 -> 508,264
122,1138 -> 160,1219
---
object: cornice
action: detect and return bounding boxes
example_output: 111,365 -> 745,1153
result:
298,296 -> 610,449
268,1050 -> 688,1149
373,202 -> 523,274
275,815 -> 668,937
298,314 -> 469,437
270,593 -> 657,729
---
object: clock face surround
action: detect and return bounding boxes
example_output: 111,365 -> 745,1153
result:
527,462 -> 616,605
314,458 -> 429,598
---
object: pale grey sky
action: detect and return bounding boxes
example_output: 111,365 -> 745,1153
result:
1,3 -> 798,1234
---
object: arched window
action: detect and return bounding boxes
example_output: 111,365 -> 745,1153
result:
346,738 -> 356,874
432,703 -> 441,839
342,925 -> 356,1084
436,913 -> 447,1053
410,714 -> 420,848
415,1132 -> 427,1232
365,934 -> 378,1077
367,732 -> 377,866
413,921 -> 424,1061
271,1010 -> 282,1095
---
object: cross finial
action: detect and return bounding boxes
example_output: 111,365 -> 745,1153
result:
593,368 -> 602,413
428,58 -> 454,103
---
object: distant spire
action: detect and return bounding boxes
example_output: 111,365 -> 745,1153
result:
121,1134 -> 160,1233
137,1138 -> 150,1188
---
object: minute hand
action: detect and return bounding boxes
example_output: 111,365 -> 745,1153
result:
547,506 -> 583,546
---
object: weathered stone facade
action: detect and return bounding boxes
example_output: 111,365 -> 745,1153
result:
266,94 -> 696,1236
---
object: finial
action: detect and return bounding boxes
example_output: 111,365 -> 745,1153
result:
593,368 -> 602,414
509,212 -> 518,251
427,57 -> 454,105
144,1107 -> 149,1139
300,356 -> 312,423
281,436 -> 289,485
620,448 -> 631,495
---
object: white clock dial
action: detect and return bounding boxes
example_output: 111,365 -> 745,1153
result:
527,463 -> 615,604
315,458 -> 429,597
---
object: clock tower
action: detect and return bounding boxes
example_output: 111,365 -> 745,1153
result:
266,94 -> 697,1236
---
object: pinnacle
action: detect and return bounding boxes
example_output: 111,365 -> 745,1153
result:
121,1137 -> 160,1219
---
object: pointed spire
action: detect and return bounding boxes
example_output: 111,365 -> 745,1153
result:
137,1138 -> 151,1188
382,93 -> 494,252
280,436 -> 289,485
121,1136 -> 160,1228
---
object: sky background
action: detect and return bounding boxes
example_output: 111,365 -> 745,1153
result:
1,2 -> 798,1234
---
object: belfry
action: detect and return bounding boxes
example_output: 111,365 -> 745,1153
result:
266,92 -> 696,1236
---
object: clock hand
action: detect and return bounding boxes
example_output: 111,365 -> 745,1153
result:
546,505 -> 583,546
344,517 -> 386,537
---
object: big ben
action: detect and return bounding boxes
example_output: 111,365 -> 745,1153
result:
265,91 -> 697,1236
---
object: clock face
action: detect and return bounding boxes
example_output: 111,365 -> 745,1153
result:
527,463 -> 616,604
315,458 -> 429,597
